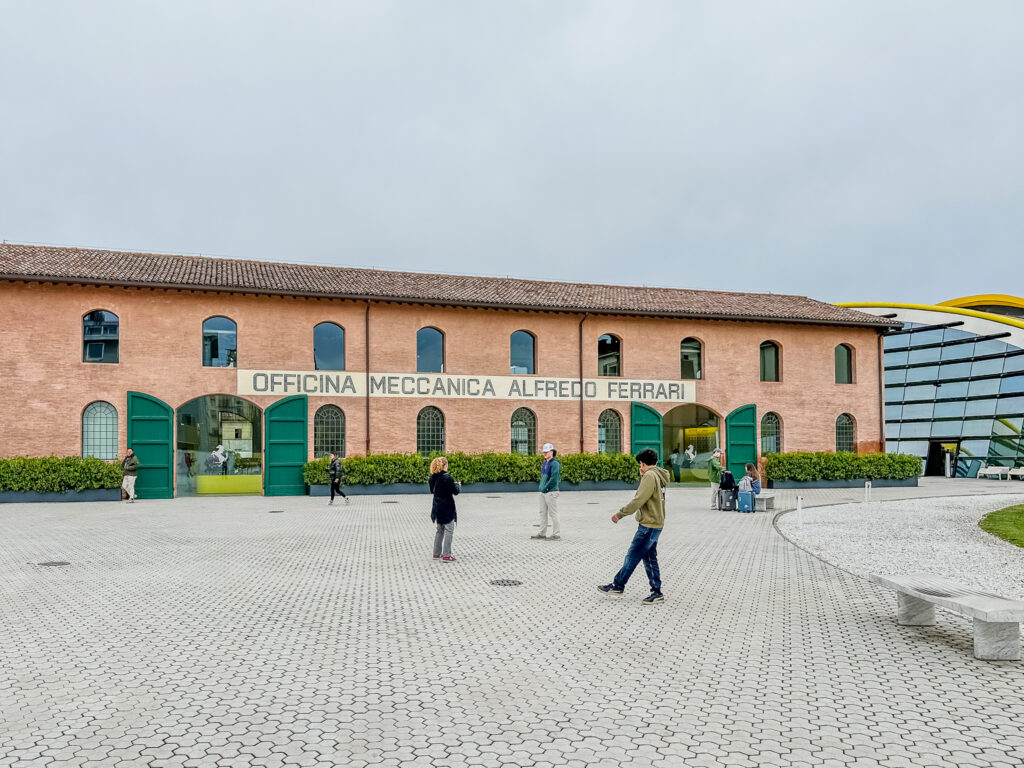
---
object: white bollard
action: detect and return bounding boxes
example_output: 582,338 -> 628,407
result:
864,481 -> 872,502
796,495 -> 803,527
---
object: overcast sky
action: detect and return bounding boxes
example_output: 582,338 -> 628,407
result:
2,2 -> 1022,303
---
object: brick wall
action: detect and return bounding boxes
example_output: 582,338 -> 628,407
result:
0,281 -> 883,460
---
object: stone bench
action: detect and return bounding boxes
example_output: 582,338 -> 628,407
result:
869,573 -> 1024,660
754,492 -> 776,512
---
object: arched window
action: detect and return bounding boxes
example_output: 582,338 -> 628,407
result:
598,334 -> 621,377
598,409 -> 623,454
417,406 -> 445,455
510,330 -> 536,375
417,327 -> 445,373
314,323 -> 345,371
314,405 -> 346,457
761,412 -> 781,454
835,344 -> 854,384
760,341 -> 780,382
836,413 -> 855,452
680,337 -> 702,379
82,401 -> 118,460
203,316 -> 238,367
510,407 -> 536,454
82,310 -> 119,363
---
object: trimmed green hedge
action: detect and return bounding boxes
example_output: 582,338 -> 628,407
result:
302,452 -> 641,486
0,456 -> 124,493
763,451 -> 922,481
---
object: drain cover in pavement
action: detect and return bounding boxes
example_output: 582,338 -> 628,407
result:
268,510 -> 284,514
486,496 -> 502,499
587,502 -> 600,505
382,500 -> 399,504
38,561 -> 70,567
489,579 -> 523,587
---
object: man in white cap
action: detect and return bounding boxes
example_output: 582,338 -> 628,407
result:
532,442 -> 562,540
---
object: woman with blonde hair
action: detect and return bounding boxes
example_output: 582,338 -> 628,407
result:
429,456 -> 461,562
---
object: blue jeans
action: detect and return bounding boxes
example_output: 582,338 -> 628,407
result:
613,525 -> 662,592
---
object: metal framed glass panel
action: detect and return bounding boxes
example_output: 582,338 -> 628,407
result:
971,358 -> 1004,377
902,403 -> 934,420
965,399 -> 997,417
202,317 -> 237,367
933,401 -> 966,419
940,342 -> 975,361
314,405 -> 346,457
938,362 -> 971,380
313,323 -> 345,371
82,310 -> 119,363
597,334 -> 621,377
760,412 -> 781,454
510,407 -> 536,454
598,409 -> 622,454
884,350 -> 909,367
908,346 -> 941,364
1000,375 -> 1024,395
417,328 -> 445,373
82,401 -> 118,459
930,420 -> 962,437
905,366 -> 939,384
900,421 -> 930,439
680,338 -> 702,379
968,379 -> 1000,397
836,413 -> 855,451
759,342 -> 780,382
416,406 -> 445,455
510,331 -> 536,375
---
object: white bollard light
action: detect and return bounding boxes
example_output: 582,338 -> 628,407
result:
796,495 -> 803,527
864,481 -> 872,502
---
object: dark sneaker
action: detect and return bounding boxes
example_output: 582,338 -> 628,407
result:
597,584 -> 624,595
530,534 -> 548,540
642,592 -> 665,605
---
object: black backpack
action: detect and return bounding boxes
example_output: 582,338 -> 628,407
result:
719,470 -> 736,491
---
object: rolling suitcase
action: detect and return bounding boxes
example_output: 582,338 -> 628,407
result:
737,491 -> 754,513
718,489 -> 737,511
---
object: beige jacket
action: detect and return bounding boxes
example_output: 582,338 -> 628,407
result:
614,466 -> 670,529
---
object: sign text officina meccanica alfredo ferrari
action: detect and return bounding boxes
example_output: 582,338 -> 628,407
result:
237,370 -> 696,402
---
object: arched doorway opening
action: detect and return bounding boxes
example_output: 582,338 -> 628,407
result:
176,395 -> 263,496
663,404 -> 720,483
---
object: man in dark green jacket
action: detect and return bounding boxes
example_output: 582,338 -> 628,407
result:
708,448 -> 725,510
121,448 -> 139,503
532,442 -> 561,540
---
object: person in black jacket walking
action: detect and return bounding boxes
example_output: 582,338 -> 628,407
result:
327,453 -> 349,505
429,456 -> 461,563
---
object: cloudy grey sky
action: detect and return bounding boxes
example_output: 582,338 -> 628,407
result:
2,2 -> 1022,303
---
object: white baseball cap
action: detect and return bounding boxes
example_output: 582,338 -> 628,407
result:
542,443 -> 554,452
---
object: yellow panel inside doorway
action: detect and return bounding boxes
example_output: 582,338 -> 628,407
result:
196,475 -> 263,495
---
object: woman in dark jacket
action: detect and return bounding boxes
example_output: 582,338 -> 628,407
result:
429,456 -> 460,563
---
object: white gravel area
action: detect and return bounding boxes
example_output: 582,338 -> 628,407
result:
777,493 -> 1024,599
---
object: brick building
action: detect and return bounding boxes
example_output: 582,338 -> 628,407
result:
0,244 -> 895,497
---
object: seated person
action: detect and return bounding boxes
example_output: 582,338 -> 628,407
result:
737,463 -> 761,495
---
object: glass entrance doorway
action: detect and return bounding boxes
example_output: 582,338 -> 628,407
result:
177,395 -> 263,496
663,404 -> 720,483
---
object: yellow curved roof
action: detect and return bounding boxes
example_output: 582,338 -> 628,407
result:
938,294 -> 1024,310
835,301 -> 1024,331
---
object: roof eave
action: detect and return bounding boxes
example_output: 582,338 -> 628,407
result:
1,273 -> 898,329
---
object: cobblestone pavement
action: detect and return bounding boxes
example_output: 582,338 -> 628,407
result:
2,479 -> 1024,767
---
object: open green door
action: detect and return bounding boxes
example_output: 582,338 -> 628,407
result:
127,391 -> 174,499
630,402 -> 664,465
265,395 -> 308,496
725,404 -> 757,478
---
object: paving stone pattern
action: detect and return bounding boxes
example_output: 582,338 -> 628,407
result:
2,480 -> 1023,767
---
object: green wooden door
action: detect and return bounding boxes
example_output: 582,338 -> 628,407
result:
126,391 -> 174,499
630,402 -> 664,465
265,395 -> 308,496
725,404 -> 757,478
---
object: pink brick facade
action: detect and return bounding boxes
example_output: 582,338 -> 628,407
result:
1,280 -> 884,466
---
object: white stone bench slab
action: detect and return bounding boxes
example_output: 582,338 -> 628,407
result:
1009,467 -> 1024,480
755,493 -> 775,512
869,573 -> 1024,660
978,465 -> 1011,480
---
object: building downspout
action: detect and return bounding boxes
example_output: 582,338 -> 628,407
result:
578,313 -> 588,453
365,301 -> 371,456
877,330 -> 885,452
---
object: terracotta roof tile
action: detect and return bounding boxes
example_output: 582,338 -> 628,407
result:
0,243 -> 897,328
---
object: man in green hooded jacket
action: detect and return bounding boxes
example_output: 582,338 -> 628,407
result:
598,449 -> 671,604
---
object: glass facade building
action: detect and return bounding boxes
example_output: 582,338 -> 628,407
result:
842,298 -> 1024,478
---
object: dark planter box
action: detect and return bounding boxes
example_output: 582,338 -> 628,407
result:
309,480 -> 636,496
0,489 -> 122,503
767,477 -> 918,489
